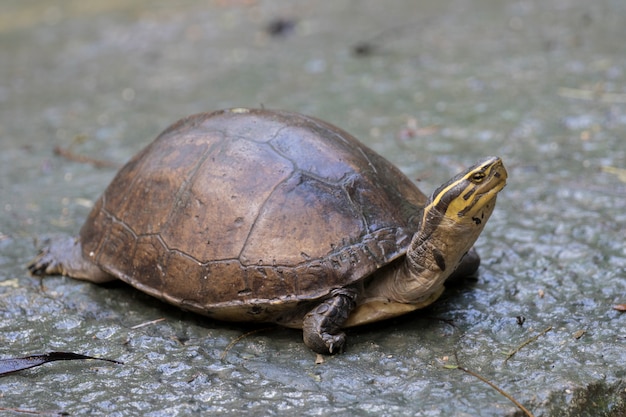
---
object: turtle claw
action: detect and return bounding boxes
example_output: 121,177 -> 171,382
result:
303,328 -> 347,355
27,236 -> 78,277
325,333 -> 347,355
28,247 -> 58,276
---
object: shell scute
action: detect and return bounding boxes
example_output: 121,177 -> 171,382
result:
96,220 -> 137,278
130,235 -> 168,293
269,121 -> 367,183
240,172 -> 364,267
158,136 -> 294,261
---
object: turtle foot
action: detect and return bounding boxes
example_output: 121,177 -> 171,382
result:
28,246 -> 63,276
27,236 -> 114,283
28,235 -> 78,276
304,329 -> 347,355
302,288 -> 357,354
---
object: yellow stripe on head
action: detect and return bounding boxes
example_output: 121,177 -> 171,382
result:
425,157 -> 507,226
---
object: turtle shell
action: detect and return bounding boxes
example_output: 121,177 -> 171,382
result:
80,108 -> 427,322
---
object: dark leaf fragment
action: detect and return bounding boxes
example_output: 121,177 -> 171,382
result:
0,351 -> 122,377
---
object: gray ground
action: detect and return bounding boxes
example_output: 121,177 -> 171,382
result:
1,1 -> 626,416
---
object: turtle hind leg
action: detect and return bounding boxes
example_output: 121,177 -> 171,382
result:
302,288 -> 357,354
28,235 -> 114,283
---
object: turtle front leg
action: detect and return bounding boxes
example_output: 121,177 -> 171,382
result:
302,288 -> 357,354
28,236 -> 114,283
445,247 -> 480,286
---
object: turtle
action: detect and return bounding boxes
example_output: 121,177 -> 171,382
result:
29,108 -> 507,354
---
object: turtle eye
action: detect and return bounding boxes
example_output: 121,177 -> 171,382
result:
471,172 -> 486,182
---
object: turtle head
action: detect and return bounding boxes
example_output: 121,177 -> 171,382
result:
402,156 -> 507,301
425,156 -> 507,233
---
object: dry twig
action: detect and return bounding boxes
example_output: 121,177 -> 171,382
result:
504,326 -> 552,362
53,145 -> 117,168
220,327 -> 275,360
130,318 -> 166,329
445,360 -> 535,417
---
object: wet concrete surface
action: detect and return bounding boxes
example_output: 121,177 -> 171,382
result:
1,0 -> 626,416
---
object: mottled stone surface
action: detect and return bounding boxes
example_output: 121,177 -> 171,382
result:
1,1 -> 625,415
